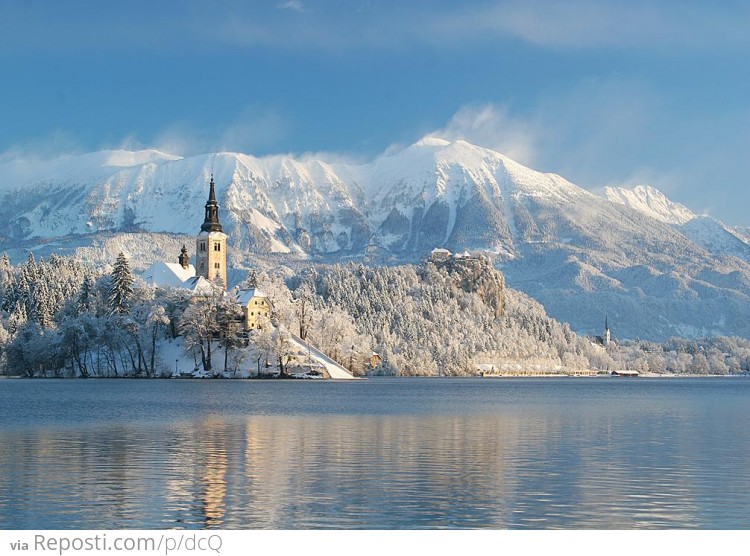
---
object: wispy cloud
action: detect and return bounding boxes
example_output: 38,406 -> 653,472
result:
0,129 -> 85,163
7,2 -> 750,53
428,1 -> 750,49
277,1 -> 304,13
152,106 -> 290,157
427,104 -> 539,165
425,76 -> 664,187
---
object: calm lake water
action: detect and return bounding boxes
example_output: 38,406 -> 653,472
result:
1,377 -> 749,529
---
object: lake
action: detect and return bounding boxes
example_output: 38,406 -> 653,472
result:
1,377 -> 749,529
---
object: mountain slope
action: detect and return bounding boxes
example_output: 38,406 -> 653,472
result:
604,185 -> 696,225
1,140 -> 749,341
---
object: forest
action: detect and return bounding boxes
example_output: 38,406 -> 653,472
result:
0,251 -> 748,377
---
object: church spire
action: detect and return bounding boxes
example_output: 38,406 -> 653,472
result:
208,173 -> 217,202
603,315 -> 611,346
200,174 -> 223,233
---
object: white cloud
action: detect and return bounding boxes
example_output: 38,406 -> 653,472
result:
204,1 -> 750,52
428,1 -> 750,50
0,129 -> 84,162
6,2 -> 750,54
277,1 -> 304,13
427,104 -> 539,165
152,107 -> 289,157
426,77 -> 664,187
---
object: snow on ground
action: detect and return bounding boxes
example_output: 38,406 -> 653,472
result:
154,332 -> 359,380
287,333 -> 359,380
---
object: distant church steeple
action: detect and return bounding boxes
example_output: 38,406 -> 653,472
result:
603,316 -> 611,347
200,175 -> 223,233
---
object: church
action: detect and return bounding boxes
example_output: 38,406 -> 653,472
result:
141,176 -> 271,330
593,316 -> 613,347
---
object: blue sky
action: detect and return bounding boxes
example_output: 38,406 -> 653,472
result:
2,1 -> 750,224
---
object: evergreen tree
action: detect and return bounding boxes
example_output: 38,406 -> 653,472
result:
246,269 -> 258,289
108,253 -> 133,315
31,279 -> 52,328
77,275 -> 94,315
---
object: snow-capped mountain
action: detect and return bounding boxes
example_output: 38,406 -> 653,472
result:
1,139 -> 749,341
605,184 -> 750,264
604,185 -> 696,225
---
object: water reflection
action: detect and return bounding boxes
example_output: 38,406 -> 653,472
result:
1,380 -> 750,529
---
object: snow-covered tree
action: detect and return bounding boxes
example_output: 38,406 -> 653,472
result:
244,269 -> 258,289
77,275 -> 95,315
215,295 -> 244,374
179,291 -> 221,372
108,253 -> 134,315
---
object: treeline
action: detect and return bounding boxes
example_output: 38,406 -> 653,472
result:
0,253 -> 182,377
285,260 -> 750,375
610,337 -> 750,375
288,260 -> 592,375
0,252 -> 749,377
0,252 -> 371,378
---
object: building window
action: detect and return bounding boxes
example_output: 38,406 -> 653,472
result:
214,262 -> 220,269
200,262 -> 205,270
199,242 -> 206,253
214,243 -> 221,252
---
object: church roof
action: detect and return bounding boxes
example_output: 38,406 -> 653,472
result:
200,175 -> 223,233
197,230 -> 228,239
141,261 -> 216,295
183,276 -> 215,295
234,288 -> 268,306
141,261 -> 197,288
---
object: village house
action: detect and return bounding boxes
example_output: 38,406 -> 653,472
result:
234,288 -> 272,331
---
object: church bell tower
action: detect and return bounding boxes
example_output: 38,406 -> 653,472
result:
195,175 -> 228,289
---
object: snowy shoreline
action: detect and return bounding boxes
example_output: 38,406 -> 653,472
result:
1,373 -> 745,380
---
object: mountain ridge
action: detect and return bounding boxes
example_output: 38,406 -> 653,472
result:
0,138 -> 748,341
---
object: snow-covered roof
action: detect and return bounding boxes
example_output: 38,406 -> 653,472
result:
184,276 -> 214,295
141,261 -> 197,288
141,261 -> 215,295
234,288 -> 269,305
197,231 -> 228,239
431,248 -> 451,255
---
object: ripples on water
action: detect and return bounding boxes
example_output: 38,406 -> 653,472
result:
1,378 -> 749,529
